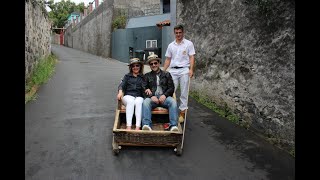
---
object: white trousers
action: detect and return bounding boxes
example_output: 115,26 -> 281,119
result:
122,95 -> 143,127
169,67 -> 190,111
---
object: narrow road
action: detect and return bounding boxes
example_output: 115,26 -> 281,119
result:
25,44 -> 294,180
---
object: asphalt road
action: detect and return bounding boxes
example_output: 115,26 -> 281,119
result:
25,44 -> 294,180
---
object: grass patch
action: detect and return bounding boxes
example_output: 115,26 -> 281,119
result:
189,90 -> 240,124
25,54 -> 57,104
189,90 -> 295,158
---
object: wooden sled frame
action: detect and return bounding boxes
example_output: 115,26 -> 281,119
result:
112,93 -> 185,156
112,77 -> 190,156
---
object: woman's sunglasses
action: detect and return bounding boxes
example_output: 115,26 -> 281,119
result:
149,62 -> 158,66
131,64 -> 141,68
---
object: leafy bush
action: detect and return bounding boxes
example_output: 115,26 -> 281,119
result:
112,15 -> 127,31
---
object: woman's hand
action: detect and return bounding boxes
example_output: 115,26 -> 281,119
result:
117,90 -> 123,100
145,89 -> 152,96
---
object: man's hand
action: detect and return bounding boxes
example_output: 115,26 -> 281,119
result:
163,57 -> 171,71
189,69 -> 193,78
151,96 -> 159,104
159,95 -> 166,104
145,89 -> 152,96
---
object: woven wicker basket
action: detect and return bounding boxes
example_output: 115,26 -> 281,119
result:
113,100 -> 183,147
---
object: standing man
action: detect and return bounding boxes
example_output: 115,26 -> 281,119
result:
142,54 -> 179,132
163,24 -> 196,122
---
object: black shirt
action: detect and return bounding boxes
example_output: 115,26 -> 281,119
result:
118,73 -> 146,97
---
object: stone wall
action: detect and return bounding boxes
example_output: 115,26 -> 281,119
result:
64,0 -> 114,58
114,0 -> 160,10
125,0 -> 161,17
25,0 -> 52,84
177,0 -> 295,150
51,33 -> 60,45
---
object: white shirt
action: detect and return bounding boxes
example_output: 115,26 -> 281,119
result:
165,38 -> 196,68
155,74 -> 163,96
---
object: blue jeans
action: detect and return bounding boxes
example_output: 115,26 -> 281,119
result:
142,96 -> 178,128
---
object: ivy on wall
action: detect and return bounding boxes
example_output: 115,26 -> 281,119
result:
112,15 -> 127,31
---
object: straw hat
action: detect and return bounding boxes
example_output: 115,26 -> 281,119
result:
146,54 -> 161,65
128,58 -> 143,66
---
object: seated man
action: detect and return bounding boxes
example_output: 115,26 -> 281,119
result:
142,54 -> 179,132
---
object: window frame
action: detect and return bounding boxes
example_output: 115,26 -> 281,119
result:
146,40 -> 157,48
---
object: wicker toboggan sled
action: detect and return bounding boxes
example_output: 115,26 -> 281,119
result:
112,93 -> 186,156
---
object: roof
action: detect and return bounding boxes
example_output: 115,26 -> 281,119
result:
70,12 -> 80,15
156,19 -> 170,27
126,13 -> 170,28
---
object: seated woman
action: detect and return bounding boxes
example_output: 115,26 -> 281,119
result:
117,58 -> 146,130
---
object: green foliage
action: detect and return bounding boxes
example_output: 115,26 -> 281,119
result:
25,54 -> 57,103
31,55 -> 56,85
112,15 -> 127,31
46,0 -> 84,33
189,90 -> 240,124
289,149 -> 295,157
25,93 -> 38,104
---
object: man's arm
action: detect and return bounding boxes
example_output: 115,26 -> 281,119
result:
144,74 -> 153,98
163,72 -> 175,97
189,55 -> 195,78
163,57 -> 171,71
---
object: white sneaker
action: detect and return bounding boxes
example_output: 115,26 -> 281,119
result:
142,125 -> 152,131
170,126 -> 179,132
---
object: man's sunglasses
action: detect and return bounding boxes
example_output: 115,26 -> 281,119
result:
131,64 -> 141,68
149,62 -> 158,66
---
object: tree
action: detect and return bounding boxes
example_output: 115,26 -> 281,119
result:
46,0 -> 84,33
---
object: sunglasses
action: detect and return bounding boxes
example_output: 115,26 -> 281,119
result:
149,62 -> 158,66
131,64 -> 141,68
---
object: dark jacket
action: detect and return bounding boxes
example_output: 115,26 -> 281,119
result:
144,69 -> 174,98
118,73 -> 146,98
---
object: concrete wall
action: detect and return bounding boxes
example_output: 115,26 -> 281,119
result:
111,29 -> 130,63
161,26 -> 171,60
64,0 -> 114,58
112,26 -> 162,63
25,0 -> 52,85
176,0 -> 295,150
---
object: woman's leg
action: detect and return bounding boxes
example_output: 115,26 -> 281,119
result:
134,97 -> 144,129
122,95 -> 135,129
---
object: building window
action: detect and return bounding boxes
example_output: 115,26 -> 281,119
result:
163,0 -> 170,13
146,40 -> 157,48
